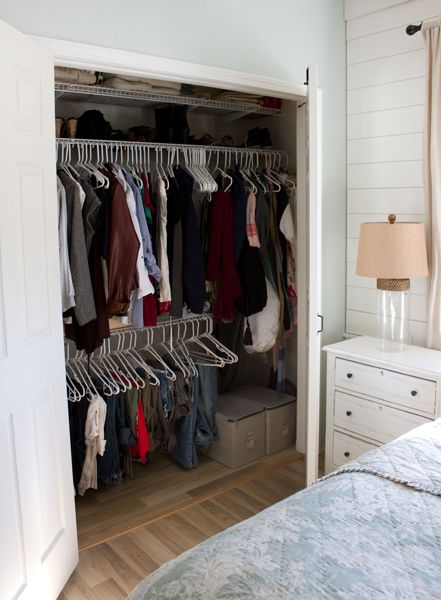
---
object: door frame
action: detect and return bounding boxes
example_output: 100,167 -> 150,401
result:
34,35 -> 321,480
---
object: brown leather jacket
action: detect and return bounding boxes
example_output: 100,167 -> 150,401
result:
105,169 -> 139,313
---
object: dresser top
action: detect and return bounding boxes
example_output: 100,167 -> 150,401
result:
323,336 -> 441,376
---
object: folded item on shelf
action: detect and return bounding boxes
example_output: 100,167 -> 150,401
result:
187,85 -> 221,98
103,76 -> 182,95
103,74 -> 181,93
216,91 -> 263,106
261,96 -> 282,109
55,67 -> 97,85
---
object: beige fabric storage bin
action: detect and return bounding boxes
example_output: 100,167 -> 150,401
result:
207,394 -> 265,468
234,386 -> 296,454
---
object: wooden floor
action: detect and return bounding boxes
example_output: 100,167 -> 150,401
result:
76,447 -> 303,550
60,451 -> 306,599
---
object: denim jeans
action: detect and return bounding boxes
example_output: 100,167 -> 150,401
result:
172,376 -> 198,469
195,365 -> 219,451
153,368 -> 173,419
97,392 -> 122,485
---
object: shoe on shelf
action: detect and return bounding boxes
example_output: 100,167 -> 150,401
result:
244,126 -> 272,149
259,127 -> 272,149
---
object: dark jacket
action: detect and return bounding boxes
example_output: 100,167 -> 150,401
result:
175,168 -> 206,314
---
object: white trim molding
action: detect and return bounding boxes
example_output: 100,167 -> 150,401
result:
33,36 -> 307,101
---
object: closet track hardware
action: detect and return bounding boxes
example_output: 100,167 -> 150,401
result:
54,82 -> 283,118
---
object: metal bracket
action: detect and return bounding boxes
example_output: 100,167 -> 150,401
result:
305,67 -> 309,86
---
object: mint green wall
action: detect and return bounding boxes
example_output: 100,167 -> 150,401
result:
0,0 -> 346,351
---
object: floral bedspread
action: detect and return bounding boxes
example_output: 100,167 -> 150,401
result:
128,420 -> 441,599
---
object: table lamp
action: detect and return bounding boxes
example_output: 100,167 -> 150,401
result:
356,214 -> 428,351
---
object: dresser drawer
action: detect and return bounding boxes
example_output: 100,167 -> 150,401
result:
335,358 -> 436,416
334,391 -> 430,444
333,431 -> 377,467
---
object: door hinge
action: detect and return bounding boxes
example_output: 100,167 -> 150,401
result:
317,314 -> 324,334
305,67 -> 309,86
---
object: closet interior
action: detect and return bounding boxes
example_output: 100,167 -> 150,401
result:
55,68 -> 301,549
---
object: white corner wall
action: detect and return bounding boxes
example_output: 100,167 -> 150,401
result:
0,0 -> 347,351
345,0 -> 441,346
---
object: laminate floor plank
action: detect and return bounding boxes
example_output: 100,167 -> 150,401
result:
59,574 -> 101,600
127,527 -> 177,565
91,579 -> 126,600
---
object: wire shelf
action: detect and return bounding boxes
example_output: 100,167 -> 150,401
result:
54,82 -> 283,118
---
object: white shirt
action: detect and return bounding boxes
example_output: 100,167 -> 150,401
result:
157,177 -> 171,304
57,176 -> 76,312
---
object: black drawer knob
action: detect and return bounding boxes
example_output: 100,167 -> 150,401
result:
344,451 -> 350,457
346,410 -> 352,416
347,373 -> 353,379
411,390 -> 417,397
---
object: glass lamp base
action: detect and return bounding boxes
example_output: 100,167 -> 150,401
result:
375,290 -> 409,352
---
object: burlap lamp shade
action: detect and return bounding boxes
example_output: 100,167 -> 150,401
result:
356,214 -> 428,291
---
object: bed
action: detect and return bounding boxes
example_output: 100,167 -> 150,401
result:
128,419 -> 441,599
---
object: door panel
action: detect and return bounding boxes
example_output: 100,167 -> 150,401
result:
306,65 -> 323,486
0,18 -> 78,599
0,415 -> 27,600
18,165 -> 51,339
296,66 -> 322,486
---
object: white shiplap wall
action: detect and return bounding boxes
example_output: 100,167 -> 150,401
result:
345,0 -> 441,346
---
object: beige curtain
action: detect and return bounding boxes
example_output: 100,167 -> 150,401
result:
423,20 -> 441,349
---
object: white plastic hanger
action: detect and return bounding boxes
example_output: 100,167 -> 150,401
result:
124,330 -> 160,387
172,321 -> 198,377
159,321 -> 191,377
156,147 -> 169,190
99,338 -> 130,392
142,328 -> 177,381
211,150 -> 232,193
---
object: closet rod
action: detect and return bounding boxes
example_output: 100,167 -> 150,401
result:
65,315 -> 215,360
56,137 -> 288,164
406,21 -> 422,35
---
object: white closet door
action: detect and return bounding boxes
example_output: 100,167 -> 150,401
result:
296,65 -> 323,486
0,18 -> 78,600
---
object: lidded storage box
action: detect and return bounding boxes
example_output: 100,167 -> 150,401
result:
235,386 -> 296,455
207,393 -> 265,468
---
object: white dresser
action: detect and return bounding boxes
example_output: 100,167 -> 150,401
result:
323,336 -> 441,474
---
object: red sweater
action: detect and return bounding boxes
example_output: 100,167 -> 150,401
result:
206,191 -> 242,322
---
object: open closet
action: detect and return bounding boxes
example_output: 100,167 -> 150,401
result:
56,67 -> 302,546
0,19 -> 321,599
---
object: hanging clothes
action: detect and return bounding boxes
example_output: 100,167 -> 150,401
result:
206,190 -> 242,323
175,167 -> 206,314
57,176 -> 75,313
230,169 -> 248,261
113,165 -> 153,299
58,170 -> 96,326
235,239 -> 267,318
246,190 -> 260,248
105,168 -> 139,314
77,394 -> 107,496
64,174 -> 111,353
81,177 -> 101,254
166,176 -> 184,317
130,394 -> 151,464
156,176 -> 172,312
97,392 -> 123,485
